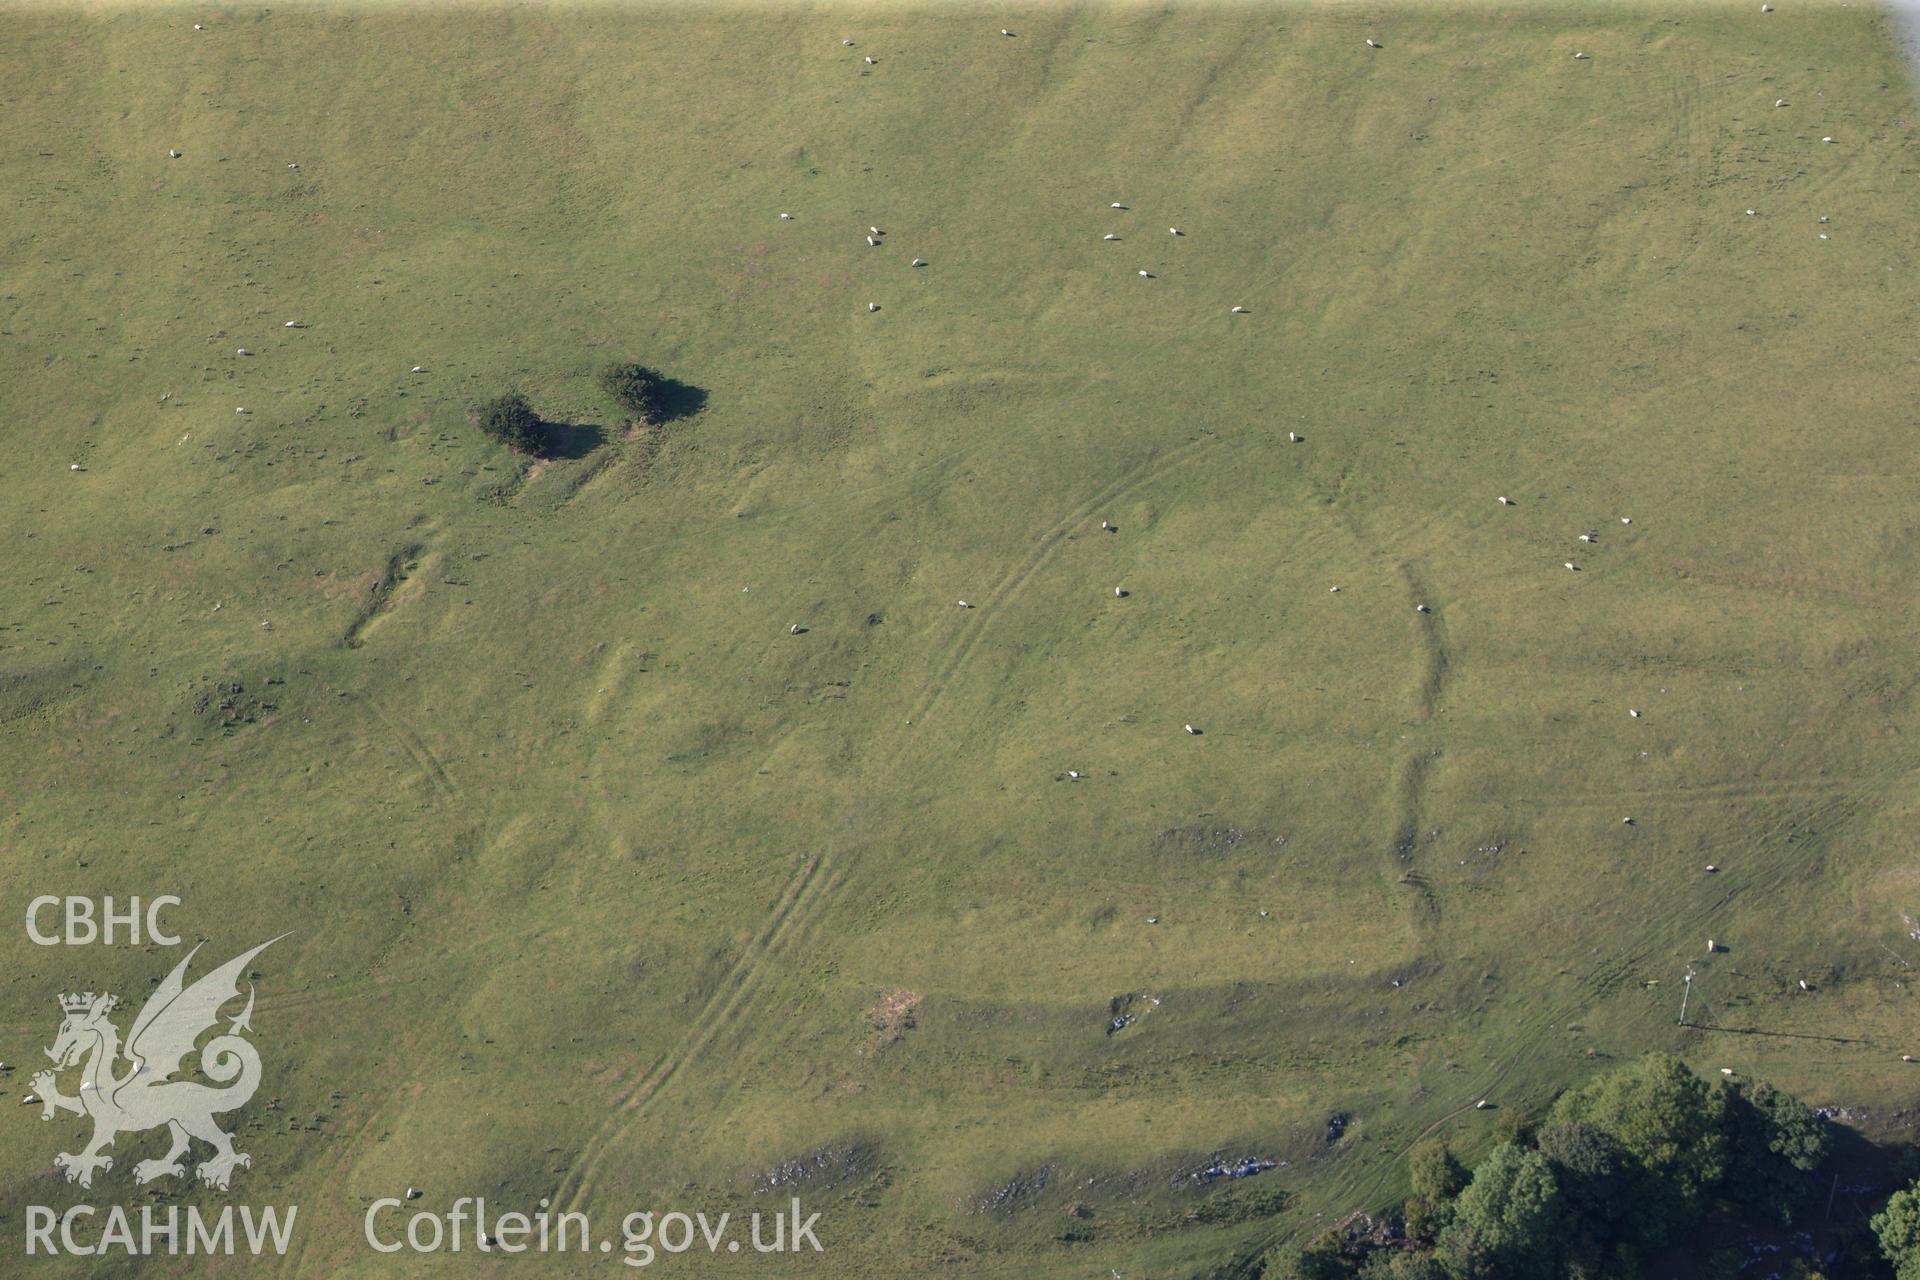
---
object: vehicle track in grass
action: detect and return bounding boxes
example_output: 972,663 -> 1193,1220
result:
1252,745 -> 1920,1264
369,701 -> 460,801
556,849 -> 846,1216
903,433 -> 1227,736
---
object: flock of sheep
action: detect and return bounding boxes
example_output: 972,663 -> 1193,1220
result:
780,15 -> 1846,787
143,18 -> 1829,828
803,31 -> 1257,320
767,28 -> 1695,758
787,196 -> 1250,318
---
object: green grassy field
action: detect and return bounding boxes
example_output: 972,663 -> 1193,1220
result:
2,2 -> 1918,1274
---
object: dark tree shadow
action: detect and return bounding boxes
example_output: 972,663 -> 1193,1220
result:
1821,1121 -> 1920,1222
649,376 -> 707,423
540,420 -> 607,461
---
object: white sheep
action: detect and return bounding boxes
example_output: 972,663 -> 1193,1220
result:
1001,29 -> 1014,37
1230,306 -> 1248,313
1415,604 -> 1431,614
1169,227 -> 1183,236
867,236 -> 878,246
284,320 -> 301,328
911,258 -> 926,267
868,302 -> 880,312
235,348 -> 252,356
411,365 -> 425,373
1578,533 -> 1594,543
1184,724 -> 1198,734
1138,270 -> 1153,277
1565,562 -> 1578,571
1114,587 -> 1124,597
864,56 -> 875,64
870,226 -> 881,235
1110,202 -> 1126,209
168,149 -> 181,158
956,600 -> 971,608
1366,38 -> 1379,48
1288,431 -> 1299,442
780,213 -> 793,220
1498,496 -> 1511,505
1103,234 -> 1119,241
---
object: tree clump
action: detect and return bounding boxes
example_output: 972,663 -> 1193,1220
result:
1266,1055 -> 1852,1280
598,362 -> 666,424
473,392 -> 547,455
1876,1183 -> 1920,1280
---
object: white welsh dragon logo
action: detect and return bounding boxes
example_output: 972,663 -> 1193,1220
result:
31,937 -> 282,1190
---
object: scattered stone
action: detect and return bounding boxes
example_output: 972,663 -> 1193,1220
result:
1190,1156 -> 1277,1184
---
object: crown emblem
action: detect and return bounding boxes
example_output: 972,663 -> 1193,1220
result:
58,992 -> 115,1016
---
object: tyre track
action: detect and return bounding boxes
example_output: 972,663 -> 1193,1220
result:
615,865 -> 848,1122
431,442 -> 983,650
1661,62 -> 1716,277
556,852 -> 844,1215
906,435 -> 1224,732
1390,747 -> 1920,1218
1535,778 -> 1859,809
253,975 -> 398,1021
272,1071 -> 424,1280
368,702 -> 459,800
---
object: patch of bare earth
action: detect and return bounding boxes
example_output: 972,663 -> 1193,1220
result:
863,988 -> 920,1054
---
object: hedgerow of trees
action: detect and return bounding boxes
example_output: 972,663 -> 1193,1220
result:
1270,1054 -> 1839,1280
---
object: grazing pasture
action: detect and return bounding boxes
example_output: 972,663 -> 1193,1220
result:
1,4 -> 1917,1274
